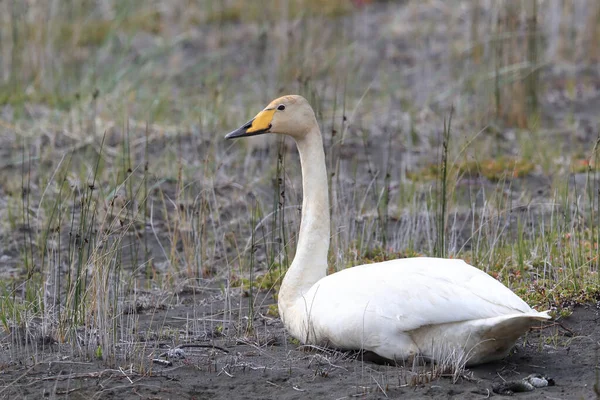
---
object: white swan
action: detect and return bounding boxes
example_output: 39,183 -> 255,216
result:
226,95 -> 550,366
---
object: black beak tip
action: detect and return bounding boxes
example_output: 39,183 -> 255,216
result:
225,118 -> 256,139
225,128 -> 245,139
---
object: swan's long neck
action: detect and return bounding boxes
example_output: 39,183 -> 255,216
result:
279,125 -> 330,311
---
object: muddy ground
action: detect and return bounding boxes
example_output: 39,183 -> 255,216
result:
1,295 -> 599,400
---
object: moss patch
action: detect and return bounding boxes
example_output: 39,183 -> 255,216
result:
205,0 -> 353,24
408,157 -> 536,182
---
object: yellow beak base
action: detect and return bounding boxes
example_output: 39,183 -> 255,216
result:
225,108 -> 275,139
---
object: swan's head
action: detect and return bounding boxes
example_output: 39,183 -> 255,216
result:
225,95 -> 316,140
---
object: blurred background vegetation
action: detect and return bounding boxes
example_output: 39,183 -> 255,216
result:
0,0 -> 599,367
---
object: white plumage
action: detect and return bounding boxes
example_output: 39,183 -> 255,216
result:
285,258 -> 547,365
226,95 -> 550,366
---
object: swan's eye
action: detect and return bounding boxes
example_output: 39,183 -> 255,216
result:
277,104 -> 286,111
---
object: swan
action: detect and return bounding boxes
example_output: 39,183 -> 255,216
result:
225,95 -> 550,366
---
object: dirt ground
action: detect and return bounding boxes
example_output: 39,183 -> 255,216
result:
1,294 -> 599,400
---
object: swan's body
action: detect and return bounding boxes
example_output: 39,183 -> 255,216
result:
226,95 -> 550,366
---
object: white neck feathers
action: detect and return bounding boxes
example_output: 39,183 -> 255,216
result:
278,125 -> 330,311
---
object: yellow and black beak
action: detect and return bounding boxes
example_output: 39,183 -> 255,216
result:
225,108 -> 275,139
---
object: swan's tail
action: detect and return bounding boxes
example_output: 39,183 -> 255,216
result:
452,311 -> 549,365
484,310 -> 550,336
411,311 -> 551,366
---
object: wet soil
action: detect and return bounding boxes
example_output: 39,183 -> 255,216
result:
1,293 -> 598,400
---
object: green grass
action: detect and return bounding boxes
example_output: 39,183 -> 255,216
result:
0,0 -> 599,393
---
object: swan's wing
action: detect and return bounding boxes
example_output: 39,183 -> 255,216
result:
306,257 -> 537,334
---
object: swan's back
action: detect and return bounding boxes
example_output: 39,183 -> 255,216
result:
307,257 -> 533,328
